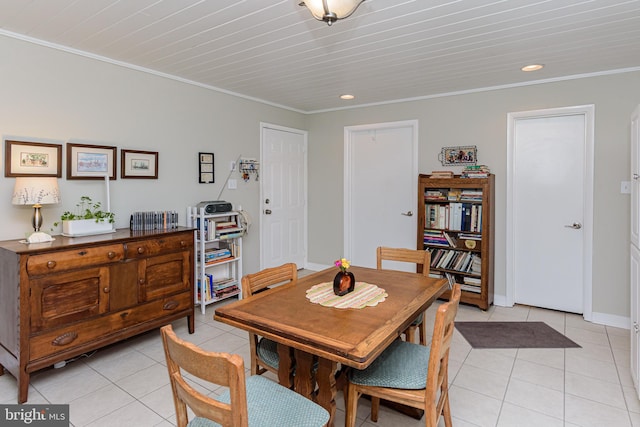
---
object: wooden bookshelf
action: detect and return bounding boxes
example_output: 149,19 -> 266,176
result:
417,174 -> 494,309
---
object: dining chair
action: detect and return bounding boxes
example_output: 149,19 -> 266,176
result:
241,263 -> 297,376
161,324 -> 329,427
345,284 -> 461,427
376,246 -> 431,345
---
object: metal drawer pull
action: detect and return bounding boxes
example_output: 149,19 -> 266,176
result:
46,261 -> 56,269
137,247 -> 145,254
107,251 -> 116,259
52,332 -> 78,346
163,301 -> 179,310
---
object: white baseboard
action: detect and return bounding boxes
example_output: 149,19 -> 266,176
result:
591,312 -> 630,329
493,293 -> 630,329
304,262 -> 330,271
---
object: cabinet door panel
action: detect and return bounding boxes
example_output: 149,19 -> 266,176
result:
138,251 -> 190,301
30,267 -> 110,333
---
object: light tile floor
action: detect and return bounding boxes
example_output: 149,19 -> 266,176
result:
1,295 -> 639,426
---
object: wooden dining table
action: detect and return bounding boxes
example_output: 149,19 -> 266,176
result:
214,265 -> 448,427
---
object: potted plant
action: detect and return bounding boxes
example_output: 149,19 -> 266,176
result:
58,196 -> 115,236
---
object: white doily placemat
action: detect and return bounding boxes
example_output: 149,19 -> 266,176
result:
305,281 -> 387,309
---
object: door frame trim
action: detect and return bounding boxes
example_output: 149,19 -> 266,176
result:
259,122 -> 308,270
343,120 -> 419,261
506,105 -> 594,320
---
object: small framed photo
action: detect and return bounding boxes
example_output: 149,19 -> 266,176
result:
67,143 -> 117,180
4,140 -> 63,177
121,149 -> 158,179
439,145 -> 478,166
199,152 -> 214,183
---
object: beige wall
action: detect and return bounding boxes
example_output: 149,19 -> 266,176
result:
2,34 -> 639,322
307,71 -> 640,322
0,35 -> 307,274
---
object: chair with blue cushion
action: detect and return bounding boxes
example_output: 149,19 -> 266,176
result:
345,284 -> 461,427
160,324 -> 329,427
241,263 -> 297,376
376,246 -> 431,345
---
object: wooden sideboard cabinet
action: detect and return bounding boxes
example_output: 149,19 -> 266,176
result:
0,227 -> 195,403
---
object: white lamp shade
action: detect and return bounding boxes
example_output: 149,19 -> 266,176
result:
12,177 -> 61,206
301,0 -> 365,22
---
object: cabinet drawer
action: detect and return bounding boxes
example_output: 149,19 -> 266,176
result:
30,291 -> 192,361
125,233 -> 192,259
27,244 -> 124,275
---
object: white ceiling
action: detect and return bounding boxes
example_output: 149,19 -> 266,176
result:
1,0 -> 639,113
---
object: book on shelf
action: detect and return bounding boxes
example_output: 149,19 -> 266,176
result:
444,272 -> 456,288
460,284 -> 482,293
461,165 -> 490,178
463,276 -> 481,285
429,170 -> 454,178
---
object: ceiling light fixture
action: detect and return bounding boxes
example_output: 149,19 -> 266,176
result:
300,0 -> 366,26
340,94 -> 355,100
521,64 -> 544,72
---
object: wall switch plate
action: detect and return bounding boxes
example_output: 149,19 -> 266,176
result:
621,181 -> 631,194
228,179 -> 237,190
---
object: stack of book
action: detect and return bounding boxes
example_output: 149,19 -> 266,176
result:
204,248 -> 231,263
424,189 -> 448,201
198,276 -> 239,301
429,170 -> 454,178
461,276 -> 482,293
424,230 -> 455,247
461,165 -> 490,178
216,221 -> 244,240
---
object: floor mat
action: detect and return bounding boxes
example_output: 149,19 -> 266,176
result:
455,321 -> 581,349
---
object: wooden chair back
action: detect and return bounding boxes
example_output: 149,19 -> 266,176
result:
346,284 -> 461,427
376,246 -> 431,276
241,263 -> 298,298
425,284 -> 461,427
241,263 -> 297,375
376,246 -> 431,344
160,324 -> 249,427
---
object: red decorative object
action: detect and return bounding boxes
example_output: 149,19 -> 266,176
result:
333,271 -> 355,296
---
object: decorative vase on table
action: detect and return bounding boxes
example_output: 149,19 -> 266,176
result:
333,258 -> 355,296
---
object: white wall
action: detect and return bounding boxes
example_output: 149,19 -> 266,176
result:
306,71 -> 640,322
0,35 -> 306,274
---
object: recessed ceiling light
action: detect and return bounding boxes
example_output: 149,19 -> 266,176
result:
340,94 -> 355,100
521,64 -> 544,72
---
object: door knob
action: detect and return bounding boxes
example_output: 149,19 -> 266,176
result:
401,211 -> 413,217
564,222 -> 582,229
265,209 -> 272,215
634,174 -> 639,180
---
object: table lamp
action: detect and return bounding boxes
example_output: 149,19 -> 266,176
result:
12,177 -> 61,243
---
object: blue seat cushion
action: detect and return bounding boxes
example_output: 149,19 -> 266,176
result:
202,375 -> 329,427
349,340 -> 430,389
256,337 -> 279,369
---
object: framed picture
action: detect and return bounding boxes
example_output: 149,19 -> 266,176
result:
121,149 -> 158,179
4,140 -> 63,177
67,143 -> 117,180
439,145 -> 478,166
199,152 -> 214,183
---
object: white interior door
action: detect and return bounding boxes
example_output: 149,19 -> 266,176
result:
345,121 -> 418,270
260,124 -> 307,270
507,106 -> 594,315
